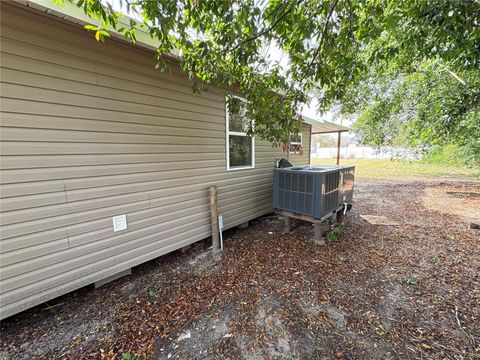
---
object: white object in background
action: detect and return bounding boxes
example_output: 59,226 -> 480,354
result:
113,214 -> 127,232
218,215 -> 224,250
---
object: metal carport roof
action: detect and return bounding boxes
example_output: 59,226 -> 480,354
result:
302,116 -> 349,134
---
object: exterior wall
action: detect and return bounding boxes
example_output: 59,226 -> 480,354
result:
0,4 -> 310,319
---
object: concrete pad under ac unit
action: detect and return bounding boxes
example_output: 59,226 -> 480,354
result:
360,215 -> 400,226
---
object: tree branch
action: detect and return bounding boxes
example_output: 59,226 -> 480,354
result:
299,0 -> 340,84
348,0 -> 353,40
283,0 -> 340,100
263,1 -> 286,22
227,0 -> 300,53
454,305 -> 476,350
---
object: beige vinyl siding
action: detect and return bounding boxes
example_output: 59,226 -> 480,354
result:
0,3 -> 310,319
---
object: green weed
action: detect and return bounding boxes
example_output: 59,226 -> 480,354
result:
326,226 -> 345,243
404,276 -> 417,285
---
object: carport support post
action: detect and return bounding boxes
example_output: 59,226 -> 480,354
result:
336,131 -> 342,165
209,186 -> 220,250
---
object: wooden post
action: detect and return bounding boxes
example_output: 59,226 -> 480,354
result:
209,186 -> 220,250
336,131 -> 342,165
313,223 -> 326,245
337,209 -> 345,225
283,215 -> 292,234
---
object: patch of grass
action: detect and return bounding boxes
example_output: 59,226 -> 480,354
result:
404,276 -> 417,286
310,158 -> 480,181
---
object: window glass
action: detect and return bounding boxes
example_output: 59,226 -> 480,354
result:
289,132 -> 303,154
226,95 -> 254,170
229,135 -> 253,167
227,97 -> 250,133
289,132 -> 302,144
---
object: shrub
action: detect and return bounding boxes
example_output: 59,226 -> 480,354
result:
423,143 -> 480,167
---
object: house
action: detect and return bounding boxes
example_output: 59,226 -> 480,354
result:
0,1 -> 312,319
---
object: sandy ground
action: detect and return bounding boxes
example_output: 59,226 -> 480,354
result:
1,180 -> 479,359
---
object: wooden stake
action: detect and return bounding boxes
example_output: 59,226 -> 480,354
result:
337,208 -> 345,225
283,215 -> 292,234
209,186 -> 220,250
313,223 -> 324,241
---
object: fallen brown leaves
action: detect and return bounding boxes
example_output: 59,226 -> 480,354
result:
1,180 -> 479,359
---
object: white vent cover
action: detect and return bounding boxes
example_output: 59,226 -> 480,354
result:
112,214 -> 127,232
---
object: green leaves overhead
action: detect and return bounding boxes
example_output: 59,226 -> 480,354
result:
349,61 -> 480,166
67,0 -> 479,144
84,25 -> 110,42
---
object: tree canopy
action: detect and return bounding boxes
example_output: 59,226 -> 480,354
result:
346,61 -> 479,165
64,0 -> 479,147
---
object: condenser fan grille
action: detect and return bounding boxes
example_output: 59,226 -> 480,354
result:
276,171 -> 314,215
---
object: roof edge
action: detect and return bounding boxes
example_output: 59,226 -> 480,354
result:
302,116 -> 350,134
18,0 -> 178,56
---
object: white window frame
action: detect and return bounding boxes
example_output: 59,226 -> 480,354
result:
226,95 -> 255,171
289,132 -> 303,154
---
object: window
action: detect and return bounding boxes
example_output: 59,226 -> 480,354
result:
226,95 -> 255,170
289,132 -> 303,154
